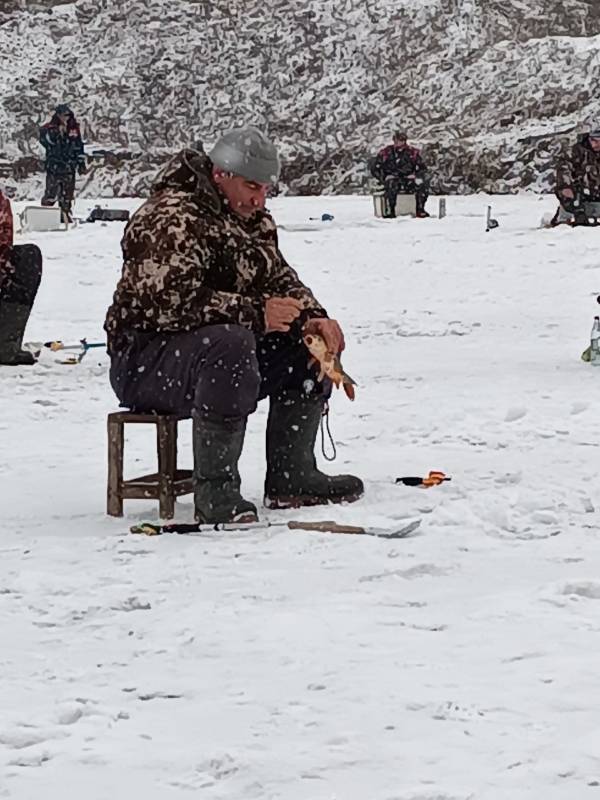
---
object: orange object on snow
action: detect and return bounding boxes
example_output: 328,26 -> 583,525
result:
396,470 -> 451,488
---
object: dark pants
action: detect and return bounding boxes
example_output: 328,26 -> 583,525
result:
384,176 -> 429,216
1,244 -> 43,306
42,169 -> 76,219
109,325 -> 328,418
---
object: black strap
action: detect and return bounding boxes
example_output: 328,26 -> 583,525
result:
320,401 -> 337,462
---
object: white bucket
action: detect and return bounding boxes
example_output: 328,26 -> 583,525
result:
19,206 -> 66,232
372,192 -> 416,218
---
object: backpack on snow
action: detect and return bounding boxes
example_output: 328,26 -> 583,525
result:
86,206 -> 130,223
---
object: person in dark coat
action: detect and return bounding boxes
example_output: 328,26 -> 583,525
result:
371,130 -> 430,218
40,103 -> 86,222
554,129 -> 600,225
0,189 -> 43,365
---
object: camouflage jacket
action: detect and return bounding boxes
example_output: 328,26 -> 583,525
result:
0,191 -> 14,293
556,136 -> 600,196
105,149 -> 326,348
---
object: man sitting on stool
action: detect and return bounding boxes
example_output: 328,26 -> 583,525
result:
104,129 -> 363,525
371,129 -> 429,218
0,189 -> 43,366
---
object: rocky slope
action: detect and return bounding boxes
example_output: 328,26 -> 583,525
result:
1,0 -> 600,198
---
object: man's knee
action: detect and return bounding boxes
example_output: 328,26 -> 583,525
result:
194,325 -> 261,418
201,324 -> 256,364
11,245 -> 43,290
13,243 -> 42,267
399,180 -> 416,193
2,245 -> 43,305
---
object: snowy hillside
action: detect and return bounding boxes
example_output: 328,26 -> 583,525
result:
1,0 -> 600,196
3,194 -> 600,798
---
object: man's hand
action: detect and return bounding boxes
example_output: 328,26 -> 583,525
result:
264,296 -> 303,333
303,317 -> 345,354
561,187 -> 575,199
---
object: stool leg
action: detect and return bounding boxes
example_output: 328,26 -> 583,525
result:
107,418 -> 124,516
157,418 -> 177,519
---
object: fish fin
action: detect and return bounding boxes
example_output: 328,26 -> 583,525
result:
343,382 -> 356,401
335,357 -> 357,384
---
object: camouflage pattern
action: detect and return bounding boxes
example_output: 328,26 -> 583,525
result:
556,135 -> 600,198
105,149 -> 326,349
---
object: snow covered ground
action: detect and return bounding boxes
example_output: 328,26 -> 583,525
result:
2,193 -> 600,799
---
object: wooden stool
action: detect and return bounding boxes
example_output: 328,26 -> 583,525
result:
107,412 -> 193,519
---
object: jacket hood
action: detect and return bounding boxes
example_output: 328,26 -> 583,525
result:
151,148 -> 221,214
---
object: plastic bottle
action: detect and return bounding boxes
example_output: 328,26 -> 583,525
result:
590,316 -> 600,365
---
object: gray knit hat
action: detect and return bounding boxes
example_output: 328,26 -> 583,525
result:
209,127 -> 281,183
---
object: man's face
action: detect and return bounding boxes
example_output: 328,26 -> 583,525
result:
590,137 -> 600,152
212,169 -> 269,218
58,112 -> 69,125
393,136 -> 407,148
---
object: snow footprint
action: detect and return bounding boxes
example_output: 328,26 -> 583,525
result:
6,748 -> 52,768
0,725 -> 68,769
560,581 -> 600,600
166,754 -> 239,790
432,700 -> 486,722
504,406 -> 527,423
384,793 -> 474,800
570,401 -> 589,415
360,563 -> 449,582
0,728 -> 56,750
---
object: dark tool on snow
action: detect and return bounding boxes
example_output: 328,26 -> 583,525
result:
85,206 -> 130,223
486,206 -> 499,232
395,470 -> 451,488
130,518 -> 421,539
308,213 -> 334,221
